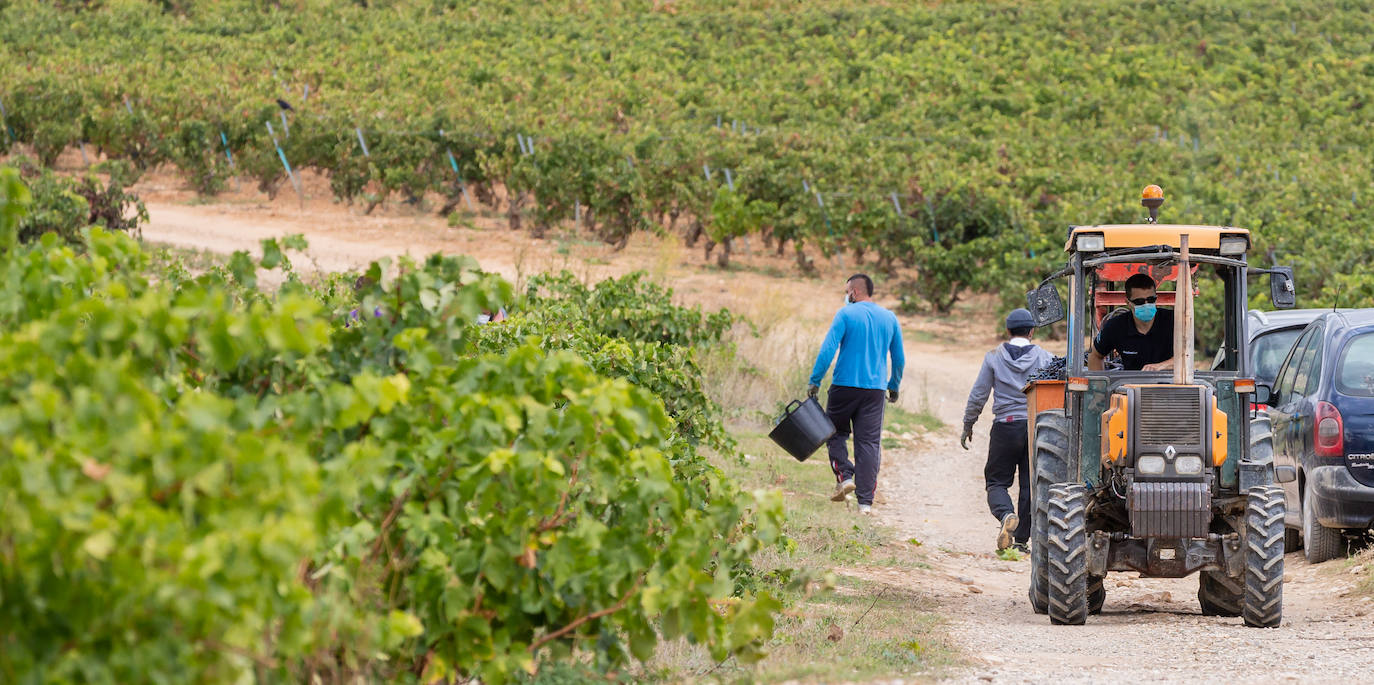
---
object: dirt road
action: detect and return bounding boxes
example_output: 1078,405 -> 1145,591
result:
136,194 -> 1374,683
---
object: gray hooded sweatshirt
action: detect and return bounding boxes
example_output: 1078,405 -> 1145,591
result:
963,341 -> 1053,428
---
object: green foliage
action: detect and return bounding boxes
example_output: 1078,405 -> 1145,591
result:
1,157 -> 147,246
7,0 -> 1374,314
523,271 -> 735,348
0,223 -> 785,680
709,188 -> 778,266
0,167 -> 29,251
501,271 -> 737,451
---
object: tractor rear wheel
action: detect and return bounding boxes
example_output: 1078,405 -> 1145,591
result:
1242,485 -> 1285,628
1197,570 -> 1242,617
1029,410 -> 1068,615
1088,575 -> 1106,615
1046,482 -> 1089,625
1284,527 -> 1302,554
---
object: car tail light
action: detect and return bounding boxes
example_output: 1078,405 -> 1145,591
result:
1315,401 -> 1344,457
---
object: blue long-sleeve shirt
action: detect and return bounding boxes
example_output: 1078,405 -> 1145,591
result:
809,301 -> 905,392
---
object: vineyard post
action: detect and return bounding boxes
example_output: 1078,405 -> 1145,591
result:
279,110 -> 290,138
925,197 -> 940,242
355,127 -> 370,157
0,97 -> 10,143
79,141 -> 89,166
814,188 -> 838,265
445,149 -> 475,211
123,95 -> 133,115
266,121 -> 304,210
220,131 -> 240,192
303,84 -> 310,102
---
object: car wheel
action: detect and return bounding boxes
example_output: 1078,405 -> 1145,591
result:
1302,479 -> 1344,565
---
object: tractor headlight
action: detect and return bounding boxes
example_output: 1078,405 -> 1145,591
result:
1175,455 -> 1204,475
1219,235 -> 1249,255
1076,233 -> 1106,252
1137,455 -> 1166,475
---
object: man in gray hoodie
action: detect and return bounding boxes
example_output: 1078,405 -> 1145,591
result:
960,308 -> 1052,552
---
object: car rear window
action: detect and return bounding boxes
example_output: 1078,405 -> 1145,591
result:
1336,333 -> 1374,397
1252,328 -> 1304,386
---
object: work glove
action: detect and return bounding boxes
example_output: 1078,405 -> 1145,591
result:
807,384 -> 819,400
960,423 -> 974,450
887,389 -> 899,404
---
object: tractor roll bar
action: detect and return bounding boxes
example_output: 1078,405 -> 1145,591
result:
1083,252 -> 1249,270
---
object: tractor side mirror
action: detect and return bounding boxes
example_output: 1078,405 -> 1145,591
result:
1254,383 -> 1272,406
1269,267 -> 1296,309
1027,281 -> 1065,327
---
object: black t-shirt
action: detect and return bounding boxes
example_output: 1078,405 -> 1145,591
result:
1093,308 -> 1175,371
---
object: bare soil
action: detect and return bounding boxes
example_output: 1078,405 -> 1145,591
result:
133,177 -> 1374,684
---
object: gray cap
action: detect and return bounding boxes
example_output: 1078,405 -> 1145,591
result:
1005,308 -> 1035,330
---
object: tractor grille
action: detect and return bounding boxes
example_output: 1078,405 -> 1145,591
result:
1138,387 -> 1203,447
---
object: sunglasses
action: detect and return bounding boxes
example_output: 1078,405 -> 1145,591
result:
1129,295 -> 1159,306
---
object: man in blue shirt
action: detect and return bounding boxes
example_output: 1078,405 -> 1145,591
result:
808,274 -> 905,514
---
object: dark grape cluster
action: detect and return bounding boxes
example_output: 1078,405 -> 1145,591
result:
1029,356 -> 1068,381
1028,352 -> 1122,381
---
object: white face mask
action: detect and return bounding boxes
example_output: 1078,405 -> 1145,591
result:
477,314 -> 492,324
844,293 -> 854,305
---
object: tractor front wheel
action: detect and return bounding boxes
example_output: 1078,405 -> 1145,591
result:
1242,485 -> 1285,628
1046,482 -> 1089,625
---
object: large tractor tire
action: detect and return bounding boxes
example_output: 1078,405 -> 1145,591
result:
1029,410 -> 1068,615
1197,571 -> 1242,617
1302,478 -> 1344,565
1242,485 -> 1285,628
1088,575 -> 1106,615
1252,415 -> 1301,555
1046,483 -> 1090,625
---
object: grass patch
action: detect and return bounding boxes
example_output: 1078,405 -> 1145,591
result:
888,404 -> 943,435
1343,546 -> 1374,598
645,430 -> 961,682
144,242 -> 226,274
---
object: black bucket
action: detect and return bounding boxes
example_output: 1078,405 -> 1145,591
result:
768,397 -> 836,462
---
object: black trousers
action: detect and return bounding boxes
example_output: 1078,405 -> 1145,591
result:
825,386 -> 886,506
985,419 -> 1032,543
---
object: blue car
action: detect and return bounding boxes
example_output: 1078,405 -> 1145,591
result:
1212,309 -> 1334,409
1265,310 -> 1374,563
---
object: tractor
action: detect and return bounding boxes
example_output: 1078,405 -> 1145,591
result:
1022,185 -> 1298,628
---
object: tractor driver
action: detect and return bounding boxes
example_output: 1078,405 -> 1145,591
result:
1088,273 -> 1175,372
